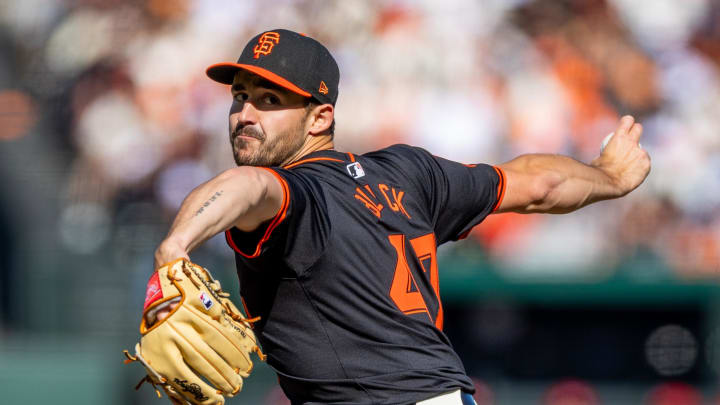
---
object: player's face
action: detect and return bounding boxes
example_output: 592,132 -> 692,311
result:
228,71 -> 311,167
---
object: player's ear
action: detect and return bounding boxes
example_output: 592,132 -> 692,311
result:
307,104 -> 334,136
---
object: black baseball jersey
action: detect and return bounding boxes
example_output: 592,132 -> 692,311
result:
226,144 -> 506,405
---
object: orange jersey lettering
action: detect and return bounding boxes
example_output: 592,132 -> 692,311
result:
354,187 -> 383,218
378,184 -> 411,219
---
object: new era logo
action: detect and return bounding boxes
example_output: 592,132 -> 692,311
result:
346,162 -> 365,179
319,81 -> 329,95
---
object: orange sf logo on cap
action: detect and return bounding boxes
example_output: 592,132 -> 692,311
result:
253,32 -> 280,59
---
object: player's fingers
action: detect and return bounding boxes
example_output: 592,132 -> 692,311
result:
155,302 -> 180,323
615,115 -> 635,137
169,316 -> 244,395
628,122 -> 643,143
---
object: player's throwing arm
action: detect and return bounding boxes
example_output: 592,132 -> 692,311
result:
495,115 -> 650,215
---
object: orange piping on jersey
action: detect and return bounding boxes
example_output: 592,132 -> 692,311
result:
283,157 -> 343,169
225,168 -> 290,258
491,166 -> 507,212
240,296 -> 254,322
458,166 -> 507,240
347,153 -> 356,162
240,296 -> 249,315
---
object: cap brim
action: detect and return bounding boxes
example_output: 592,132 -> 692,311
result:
205,63 -> 311,98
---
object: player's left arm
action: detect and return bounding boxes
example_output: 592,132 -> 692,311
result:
495,115 -> 650,214
154,166 -> 284,268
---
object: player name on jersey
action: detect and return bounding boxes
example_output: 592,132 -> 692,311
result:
354,183 -> 410,219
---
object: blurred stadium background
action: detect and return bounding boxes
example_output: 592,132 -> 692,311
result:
1,0 -> 719,403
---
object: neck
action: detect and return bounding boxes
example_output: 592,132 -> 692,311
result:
281,135 -> 334,167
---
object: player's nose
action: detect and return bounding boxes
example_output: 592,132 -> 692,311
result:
230,99 -> 259,126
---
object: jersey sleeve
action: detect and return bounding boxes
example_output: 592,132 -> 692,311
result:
384,145 -> 506,244
429,155 -> 506,243
225,167 -> 331,276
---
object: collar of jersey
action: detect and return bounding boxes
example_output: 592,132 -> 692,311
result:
281,149 -> 354,169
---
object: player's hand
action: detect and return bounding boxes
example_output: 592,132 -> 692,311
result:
591,115 -> 651,197
125,259 -> 263,405
154,238 -> 189,270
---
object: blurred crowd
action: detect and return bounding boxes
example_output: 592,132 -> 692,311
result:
2,1 -> 720,404
2,0 -> 719,280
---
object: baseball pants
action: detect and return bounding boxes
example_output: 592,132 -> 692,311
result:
416,389 -> 477,405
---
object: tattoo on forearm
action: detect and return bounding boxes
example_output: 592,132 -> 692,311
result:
194,191 -> 224,217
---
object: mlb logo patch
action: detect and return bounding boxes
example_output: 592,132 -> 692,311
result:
199,292 -> 213,310
346,162 -> 365,179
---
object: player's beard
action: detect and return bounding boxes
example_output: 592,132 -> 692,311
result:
230,118 -> 307,167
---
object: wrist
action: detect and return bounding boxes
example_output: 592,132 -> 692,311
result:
154,238 -> 189,270
590,158 -> 627,199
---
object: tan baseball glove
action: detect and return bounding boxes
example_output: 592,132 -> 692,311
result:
124,258 -> 265,405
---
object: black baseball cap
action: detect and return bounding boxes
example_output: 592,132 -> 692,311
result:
206,29 -> 339,106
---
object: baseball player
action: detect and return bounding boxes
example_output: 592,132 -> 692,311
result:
146,29 -> 650,404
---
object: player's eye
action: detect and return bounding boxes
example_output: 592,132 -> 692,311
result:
262,94 -> 280,105
234,92 -> 249,102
